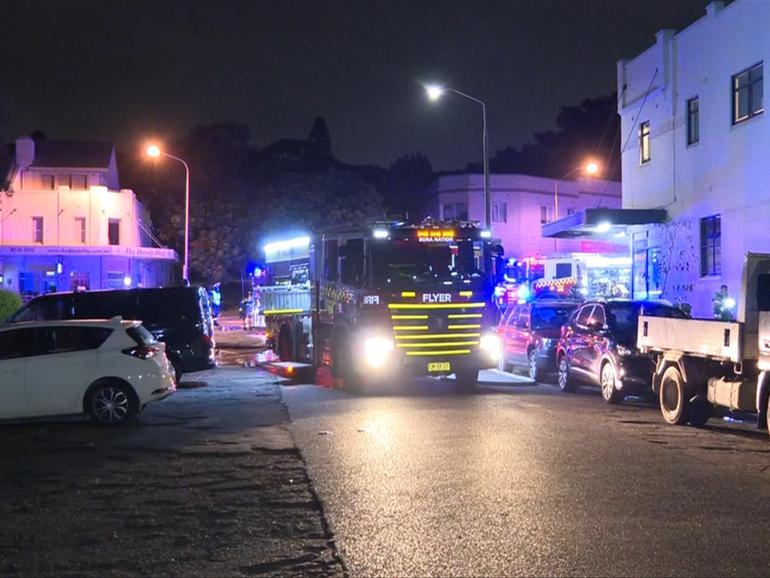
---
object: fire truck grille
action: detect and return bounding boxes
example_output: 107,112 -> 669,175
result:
388,302 -> 485,356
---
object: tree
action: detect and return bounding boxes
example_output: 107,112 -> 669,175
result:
470,94 -> 621,181
308,116 -> 332,158
380,153 -> 434,220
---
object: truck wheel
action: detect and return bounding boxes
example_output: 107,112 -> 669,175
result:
557,354 -> 575,393
688,400 -> 713,427
659,366 -> 689,425
455,368 -> 479,392
600,362 -> 624,405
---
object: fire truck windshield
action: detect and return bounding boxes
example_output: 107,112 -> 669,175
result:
371,238 -> 487,290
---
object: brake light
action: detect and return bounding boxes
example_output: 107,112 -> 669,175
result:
122,346 -> 159,359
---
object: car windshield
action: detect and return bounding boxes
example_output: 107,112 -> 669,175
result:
371,239 -> 486,290
532,304 -> 576,328
607,302 -> 686,332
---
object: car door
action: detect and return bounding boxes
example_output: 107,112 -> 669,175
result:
584,304 -> 607,382
569,305 -> 596,374
0,328 -> 34,419
25,326 -> 105,417
511,307 -> 532,365
500,305 -> 519,364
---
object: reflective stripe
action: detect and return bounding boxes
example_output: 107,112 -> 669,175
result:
401,291 -> 416,297
390,314 -> 429,320
263,308 -> 305,315
396,341 -> 478,348
392,325 -> 428,331
387,302 -> 486,310
394,333 -> 481,340
405,349 -> 471,356
447,324 -> 482,329
447,313 -> 483,319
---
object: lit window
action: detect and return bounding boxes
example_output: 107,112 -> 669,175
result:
687,97 -> 699,145
41,174 -> 55,190
75,217 -> 86,244
491,202 -> 507,223
108,219 -> 120,246
639,121 -> 651,164
700,215 -> 721,276
733,63 -> 763,124
32,217 -> 44,244
70,174 -> 87,189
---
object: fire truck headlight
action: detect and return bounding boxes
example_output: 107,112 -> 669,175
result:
480,333 -> 501,361
363,335 -> 394,368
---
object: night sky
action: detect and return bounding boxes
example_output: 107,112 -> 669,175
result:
0,0 -> 709,171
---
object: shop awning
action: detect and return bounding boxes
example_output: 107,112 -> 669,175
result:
541,208 -> 667,239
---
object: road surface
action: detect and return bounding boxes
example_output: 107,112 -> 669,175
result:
284,373 -> 770,577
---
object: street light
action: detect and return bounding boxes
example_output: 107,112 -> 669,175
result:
425,83 -> 491,229
146,144 -> 191,284
554,160 -> 601,222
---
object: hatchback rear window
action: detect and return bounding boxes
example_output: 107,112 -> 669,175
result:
126,325 -> 158,346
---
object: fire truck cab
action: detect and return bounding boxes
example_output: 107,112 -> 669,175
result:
262,220 -> 504,390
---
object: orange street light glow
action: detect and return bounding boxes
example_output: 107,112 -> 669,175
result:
146,144 -> 161,158
585,161 -> 599,175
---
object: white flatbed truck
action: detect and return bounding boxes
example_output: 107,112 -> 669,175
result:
637,253 -> 770,433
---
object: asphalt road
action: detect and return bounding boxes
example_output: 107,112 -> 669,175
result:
284,372 -> 770,577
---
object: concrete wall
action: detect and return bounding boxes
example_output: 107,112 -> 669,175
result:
617,0 -> 770,316
434,173 -> 621,259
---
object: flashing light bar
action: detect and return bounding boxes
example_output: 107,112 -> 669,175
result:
263,236 -> 310,255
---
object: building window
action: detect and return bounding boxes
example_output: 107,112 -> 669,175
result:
106,272 -> 124,290
567,208 -> 575,216
700,215 -> 721,277
75,217 -> 86,244
70,272 -> 90,291
687,97 -> 699,145
70,174 -> 87,189
639,121 -> 651,164
491,202 -> 507,223
41,174 -> 55,190
442,203 -> 468,221
733,62 -> 763,124
108,219 -> 120,246
32,217 -> 44,244
540,206 -> 550,224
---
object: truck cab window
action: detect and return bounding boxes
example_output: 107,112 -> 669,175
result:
757,274 -> 770,311
340,239 -> 364,286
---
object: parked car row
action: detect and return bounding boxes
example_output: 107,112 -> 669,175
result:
0,286 -> 216,426
498,298 -> 688,404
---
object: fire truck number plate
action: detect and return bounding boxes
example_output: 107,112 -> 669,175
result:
428,361 -> 451,372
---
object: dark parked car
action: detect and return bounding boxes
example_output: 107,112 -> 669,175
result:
556,299 -> 687,403
8,287 -> 215,379
498,299 -> 578,381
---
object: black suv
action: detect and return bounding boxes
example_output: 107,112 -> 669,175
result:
8,287 -> 215,379
556,299 -> 687,403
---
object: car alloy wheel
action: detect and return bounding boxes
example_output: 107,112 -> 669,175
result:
90,386 -> 131,425
600,362 -> 623,404
528,349 -> 538,381
558,355 -> 573,392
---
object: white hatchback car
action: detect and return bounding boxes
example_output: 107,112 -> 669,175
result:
0,318 -> 176,425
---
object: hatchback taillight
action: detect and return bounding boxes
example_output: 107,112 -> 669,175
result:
122,345 -> 159,359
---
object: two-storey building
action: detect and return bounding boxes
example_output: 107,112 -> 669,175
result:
433,172 -> 622,258
617,0 -> 768,316
0,137 -> 176,296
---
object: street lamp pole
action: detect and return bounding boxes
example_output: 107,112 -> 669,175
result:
426,86 -> 491,229
146,145 -> 191,283
552,161 -> 600,252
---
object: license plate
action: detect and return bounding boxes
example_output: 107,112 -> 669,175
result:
428,361 -> 451,372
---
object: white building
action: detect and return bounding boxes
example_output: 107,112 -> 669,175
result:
616,0 -> 768,316
0,137 -> 176,296
433,172 -> 622,258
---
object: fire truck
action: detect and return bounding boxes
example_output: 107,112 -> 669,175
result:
261,220 -> 504,390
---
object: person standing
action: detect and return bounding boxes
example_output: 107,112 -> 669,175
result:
210,282 -> 222,325
713,284 -> 735,321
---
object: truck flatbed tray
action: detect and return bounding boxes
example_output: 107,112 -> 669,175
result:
637,315 -> 743,362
